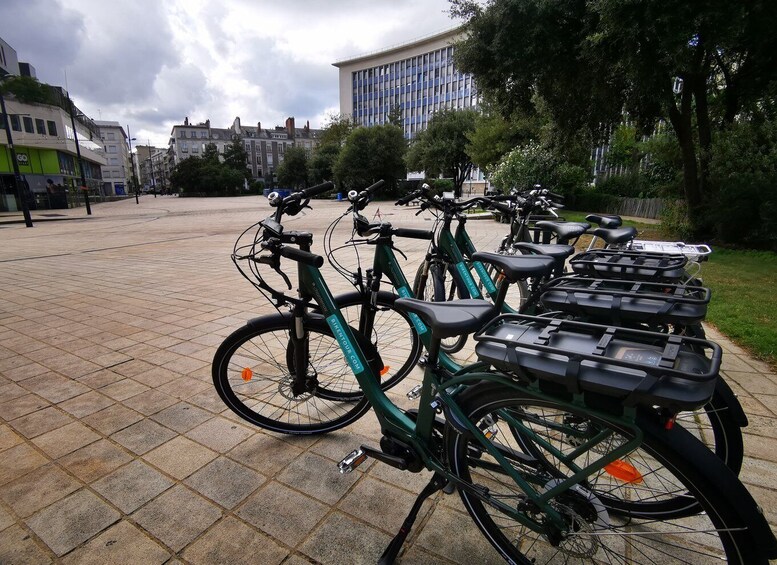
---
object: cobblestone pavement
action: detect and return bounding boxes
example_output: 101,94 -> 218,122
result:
0,196 -> 775,564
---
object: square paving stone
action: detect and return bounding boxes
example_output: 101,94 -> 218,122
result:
0,443 -> 48,486
0,382 -> 28,403
76,369 -> 124,390
61,520 -> 170,565
414,503 -> 504,564
131,366 -> 181,388
0,424 -> 23,452
32,421 -> 101,459
237,481 -> 328,547
110,359 -> 155,378
340,476 -> 419,532
132,485 -> 222,552
184,417 -> 253,453
277,452 -> 360,505
300,511 -> 390,565
0,505 -> 12,530
122,389 -> 178,416
182,516 -> 287,565
186,389 -> 228,413
10,406 -> 72,439
98,378 -> 149,401
185,457 -> 265,509
19,373 -> 89,403
156,376 -> 211,400
0,463 -> 81,517
143,436 -> 217,480
228,433 -> 304,476
150,402 -> 212,433
5,362 -> 49,382
0,524 -> 53,564
26,488 -> 120,557
92,460 -> 174,513
111,419 -> 177,455
82,403 -> 144,435
57,390 -> 114,417
58,439 -> 132,483
0,393 -> 50,420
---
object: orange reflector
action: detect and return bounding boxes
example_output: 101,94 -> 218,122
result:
604,460 -> 643,484
241,368 -> 253,382
380,366 -> 390,376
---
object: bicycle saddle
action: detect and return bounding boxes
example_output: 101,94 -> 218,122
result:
534,221 -> 590,245
394,298 -> 497,339
590,226 -> 638,245
472,251 -> 555,282
512,242 -> 576,259
585,214 -> 622,229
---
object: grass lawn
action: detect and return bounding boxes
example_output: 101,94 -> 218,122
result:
702,249 -> 777,368
564,210 -> 777,368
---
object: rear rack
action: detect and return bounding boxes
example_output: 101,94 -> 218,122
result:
540,277 -> 710,325
628,240 -> 712,262
569,249 -> 688,281
473,314 -> 721,412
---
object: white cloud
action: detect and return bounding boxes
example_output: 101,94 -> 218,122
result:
1,0 -> 460,146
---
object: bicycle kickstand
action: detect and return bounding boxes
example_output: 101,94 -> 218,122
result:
377,473 -> 448,564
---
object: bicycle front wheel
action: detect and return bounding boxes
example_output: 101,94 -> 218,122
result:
446,383 -> 767,564
413,259 -> 468,354
212,314 -> 371,435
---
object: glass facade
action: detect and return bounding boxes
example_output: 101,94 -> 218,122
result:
349,45 -> 477,138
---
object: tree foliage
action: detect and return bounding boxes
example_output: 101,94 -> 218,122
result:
334,124 -> 406,194
169,142 -> 247,196
452,0 -> 777,236
405,108 -> 478,197
0,75 -> 57,105
276,146 -> 309,189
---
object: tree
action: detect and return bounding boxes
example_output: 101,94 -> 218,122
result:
276,146 -> 309,189
309,143 -> 340,184
452,0 -> 777,235
222,137 -> 250,180
405,108 -> 478,197
466,112 -> 521,171
334,124 -> 406,193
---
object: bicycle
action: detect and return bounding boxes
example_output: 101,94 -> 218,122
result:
212,182 -> 777,564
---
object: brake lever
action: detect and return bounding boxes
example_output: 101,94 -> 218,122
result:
392,243 -> 408,261
255,255 -> 292,289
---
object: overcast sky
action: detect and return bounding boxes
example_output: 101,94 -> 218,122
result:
2,0 -> 462,147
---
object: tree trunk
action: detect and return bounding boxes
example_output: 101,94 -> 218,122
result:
667,88 -> 703,224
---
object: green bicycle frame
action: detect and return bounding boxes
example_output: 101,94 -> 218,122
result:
295,252 -> 643,535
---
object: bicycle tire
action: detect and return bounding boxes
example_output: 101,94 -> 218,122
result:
212,313 -> 371,435
413,260 -> 469,354
446,382 -> 767,564
312,290 -> 423,399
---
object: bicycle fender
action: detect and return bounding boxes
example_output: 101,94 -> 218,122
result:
715,377 -> 748,427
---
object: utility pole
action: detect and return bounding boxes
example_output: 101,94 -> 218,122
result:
0,81 -> 33,227
127,125 -> 138,204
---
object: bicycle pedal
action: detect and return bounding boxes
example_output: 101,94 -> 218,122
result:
338,448 -> 367,474
407,384 -> 423,400
417,354 -> 429,368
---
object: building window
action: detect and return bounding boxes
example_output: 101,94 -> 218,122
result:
107,145 -> 117,153
191,145 -> 199,153
23,116 -> 34,133
110,157 -> 119,165
107,132 -> 115,140
47,121 -> 57,136
35,118 -> 46,134
201,131 -> 207,138
179,130 -> 186,138
181,141 -> 188,153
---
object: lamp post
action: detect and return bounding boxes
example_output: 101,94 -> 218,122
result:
66,91 -> 91,215
126,125 -> 138,204
0,78 -> 33,227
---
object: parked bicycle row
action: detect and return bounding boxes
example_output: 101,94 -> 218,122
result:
211,180 -> 776,564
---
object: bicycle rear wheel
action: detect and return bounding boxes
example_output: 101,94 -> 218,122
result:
212,313 -> 371,435
446,383 -> 768,564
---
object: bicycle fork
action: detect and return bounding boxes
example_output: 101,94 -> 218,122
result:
289,303 -> 317,396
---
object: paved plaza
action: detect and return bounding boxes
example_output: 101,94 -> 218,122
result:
0,196 -> 775,564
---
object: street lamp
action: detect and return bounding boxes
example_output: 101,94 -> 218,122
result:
126,125 -> 138,204
66,91 -> 91,215
0,76 -> 33,227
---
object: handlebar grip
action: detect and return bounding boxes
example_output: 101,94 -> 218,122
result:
547,191 -> 564,201
300,181 -> 335,199
395,190 -> 421,206
279,246 -> 324,268
490,201 -> 514,214
392,227 -> 433,240
490,194 -> 512,201
364,179 -> 385,195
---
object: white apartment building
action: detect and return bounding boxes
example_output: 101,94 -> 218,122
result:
333,27 -> 477,139
94,121 -> 131,196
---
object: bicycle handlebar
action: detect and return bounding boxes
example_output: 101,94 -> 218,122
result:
298,181 -> 335,199
392,227 -> 433,240
279,245 -> 324,267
